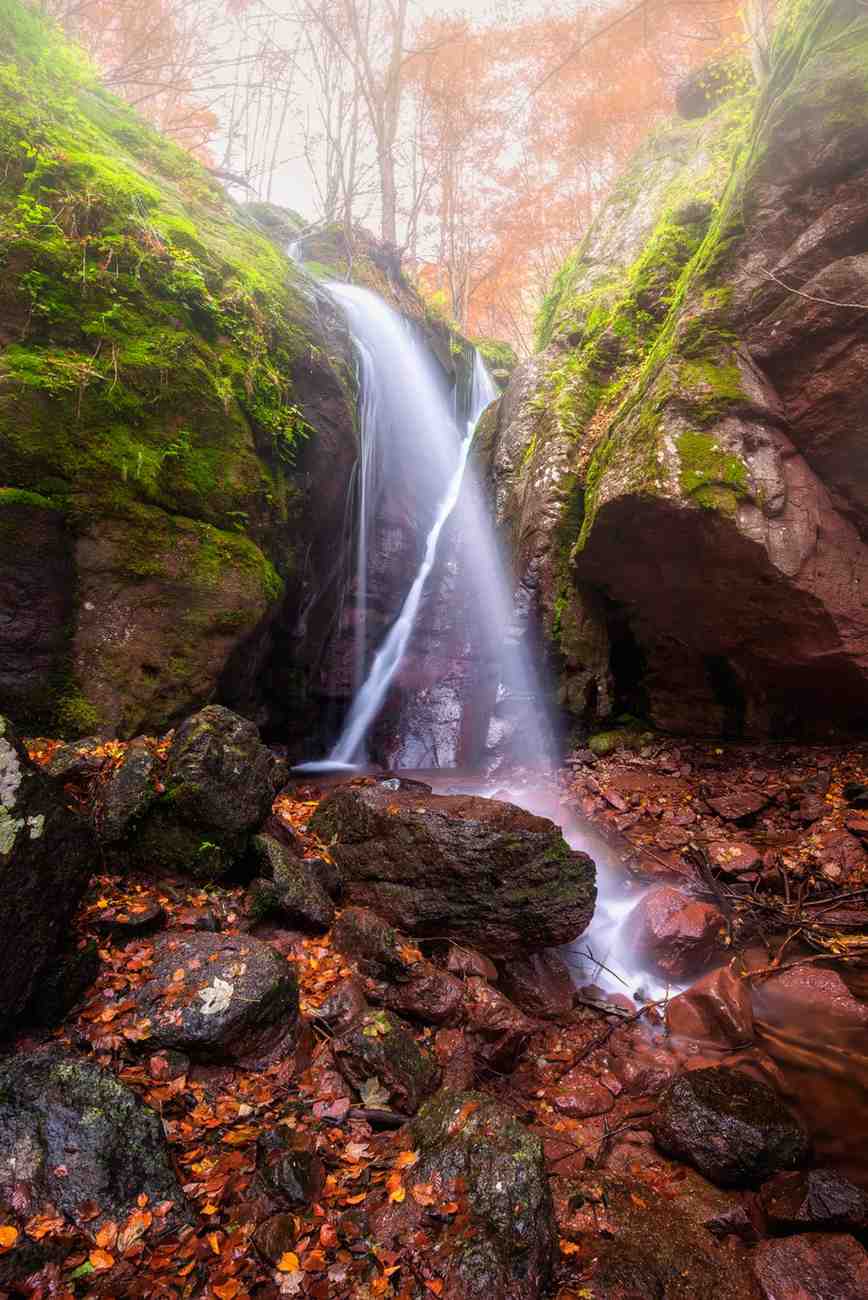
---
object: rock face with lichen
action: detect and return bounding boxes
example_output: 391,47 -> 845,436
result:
487,0 -> 868,741
0,714 -> 94,1034
0,0 -> 357,740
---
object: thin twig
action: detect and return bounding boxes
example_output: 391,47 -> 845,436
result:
758,265 -> 868,311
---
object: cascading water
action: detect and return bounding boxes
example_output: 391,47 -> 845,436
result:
299,278 -> 554,771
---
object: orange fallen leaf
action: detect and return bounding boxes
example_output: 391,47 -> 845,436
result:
425,1283 -> 444,1297
95,1221 -> 117,1249
277,1251 -> 300,1272
212,1283 -> 241,1299
89,1248 -> 114,1271
394,1150 -> 419,1170
0,1226 -> 18,1250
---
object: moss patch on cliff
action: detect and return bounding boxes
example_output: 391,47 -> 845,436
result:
0,0 -> 322,732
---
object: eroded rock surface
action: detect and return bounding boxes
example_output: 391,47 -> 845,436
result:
309,782 -> 596,953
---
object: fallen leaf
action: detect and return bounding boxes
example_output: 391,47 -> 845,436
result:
277,1251 -> 300,1272
199,978 -> 233,1016
89,1248 -> 114,1271
0,1226 -> 18,1250
395,1150 -> 419,1170
360,1077 -> 390,1108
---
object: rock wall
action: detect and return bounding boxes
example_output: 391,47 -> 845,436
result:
490,0 -> 868,742
0,0 -> 357,739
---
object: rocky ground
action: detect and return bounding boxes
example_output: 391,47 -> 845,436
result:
0,712 -> 867,1298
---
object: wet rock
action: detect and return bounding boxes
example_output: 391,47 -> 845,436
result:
626,886 -> 726,979
446,943 -> 498,981
807,828 -> 865,882
379,964 -> 465,1025
497,951 -> 576,1020
258,1131 -> 325,1206
759,1168 -> 868,1233
248,834 -> 335,931
434,1028 -> 476,1091
371,1090 -> 554,1300
96,739 -> 157,842
332,906 -> 419,981
305,856 -> 343,899
258,811 -> 308,858
553,1172 -> 757,1300
554,1067 -> 615,1119
133,931 -> 299,1062
166,705 -> 283,831
754,964 -> 868,1036
254,1213 -> 298,1265
844,813 -> 868,840
706,790 -> 770,823
666,966 -> 754,1048
332,1008 -> 439,1114
130,707 -> 284,879
796,792 -> 826,825
27,939 -> 100,1027
752,1233 -> 868,1300
842,781 -> 868,807
0,715 -> 95,1034
96,900 -> 166,942
0,1051 -> 186,1233
653,1068 -> 809,1187
708,841 -> 762,876
463,976 -> 536,1069
44,737 -> 107,782
313,977 -> 369,1033
309,783 -> 596,953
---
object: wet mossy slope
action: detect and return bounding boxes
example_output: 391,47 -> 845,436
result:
0,0 -> 352,736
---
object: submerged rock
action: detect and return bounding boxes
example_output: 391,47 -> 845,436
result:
132,931 -> 298,1061
371,1090 -> 554,1300
0,1051 -> 186,1233
666,966 -> 754,1048
653,1067 -> 809,1187
758,1168 -> 868,1233
0,715 -> 94,1034
309,782 -> 596,953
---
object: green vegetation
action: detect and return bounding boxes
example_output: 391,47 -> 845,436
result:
0,0 -> 326,733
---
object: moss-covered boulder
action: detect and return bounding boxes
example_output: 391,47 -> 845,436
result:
370,1090 -> 555,1300
309,781 -> 596,954
332,1008 -> 440,1115
491,0 -> 868,741
0,713 -> 94,1033
0,0 -> 355,737
0,1050 -> 186,1242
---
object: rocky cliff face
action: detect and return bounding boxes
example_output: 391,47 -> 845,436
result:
0,0 -> 360,739
489,0 -> 868,742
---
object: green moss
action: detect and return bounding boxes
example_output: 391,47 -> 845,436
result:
0,485 -> 55,509
55,689 -> 101,737
676,429 -> 748,508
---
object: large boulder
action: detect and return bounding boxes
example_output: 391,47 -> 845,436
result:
130,706 -> 285,878
0,715 -> 94,1033
132,930 -> 298,1062
653,1068 -> 809,1187
371,1090 -> 555,1300
0,1051 -> 186,1235
309,783 -> 596,953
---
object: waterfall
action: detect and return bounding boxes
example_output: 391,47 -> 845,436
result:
297,277 -> 554,771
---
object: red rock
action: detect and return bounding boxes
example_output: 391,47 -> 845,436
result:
752,1233 -> 868,1300
656,825 -> 691,850
497,951 -> 576,1020
844,813 -> 868,840
446,944 -> 497,981
626,886 -> 727,979
808,828 -> 865,882
667,966 -> 754,1048
706,790 -> 770,823
463,976 -> 536,1069
708,841 -> 762,875
754,964 -> 868,1033
378,962 -> 464,1024
553,1067 -> 615,1119
433,1028 -> 475,1091
313,976 -> 368,1033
